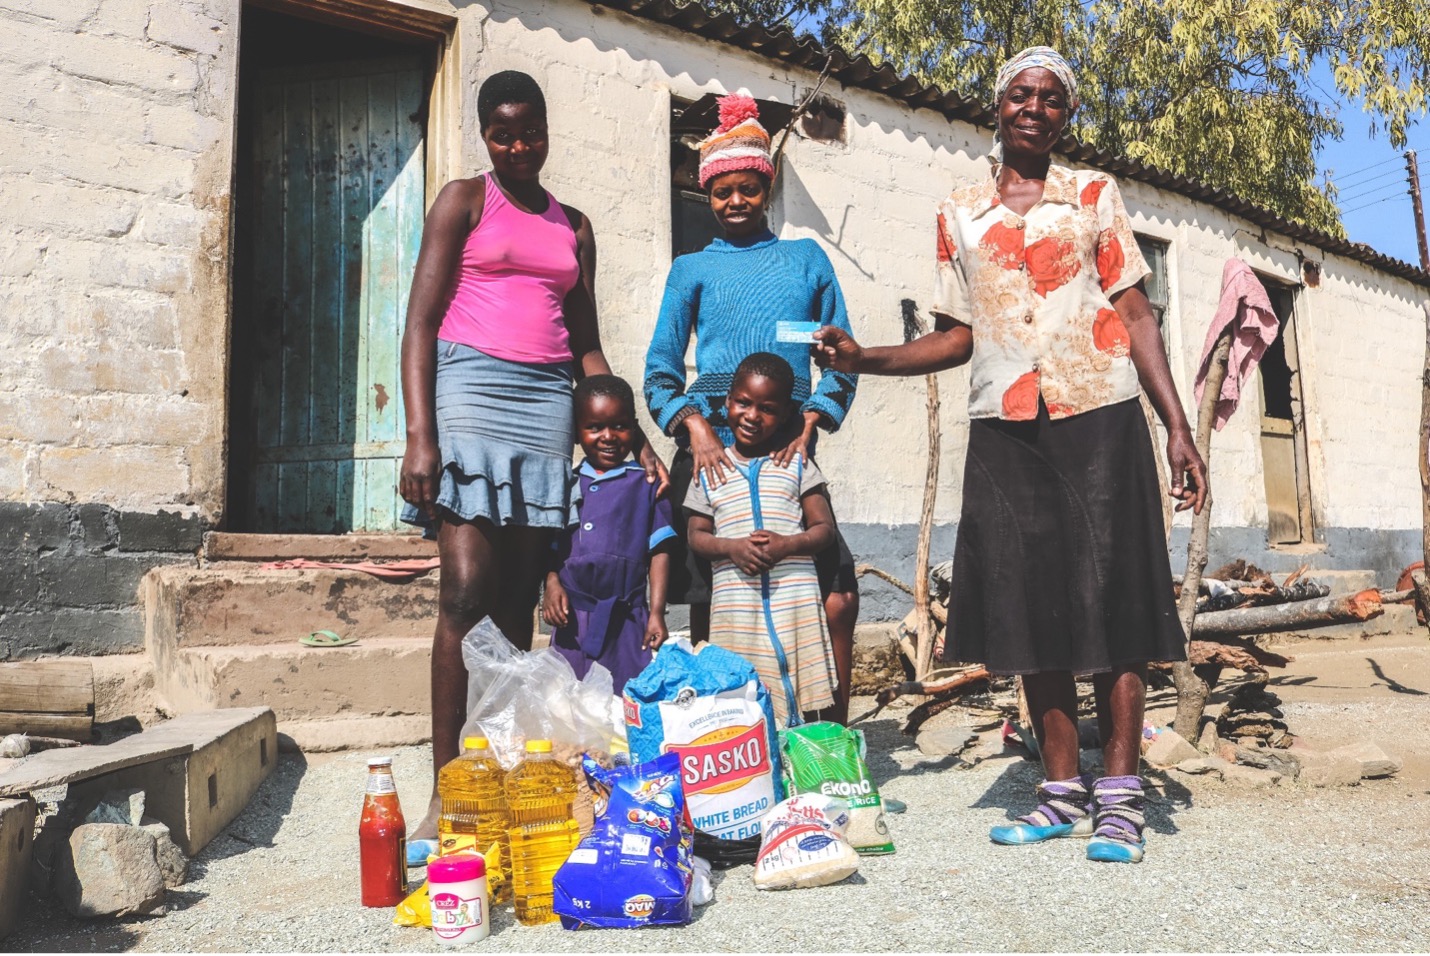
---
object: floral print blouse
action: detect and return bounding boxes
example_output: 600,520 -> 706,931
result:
932,163 -> 1151,421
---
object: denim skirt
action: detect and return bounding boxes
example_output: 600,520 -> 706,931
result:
400,340 -> 574,536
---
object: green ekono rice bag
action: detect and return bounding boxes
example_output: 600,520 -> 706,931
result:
778,721 -> 895,854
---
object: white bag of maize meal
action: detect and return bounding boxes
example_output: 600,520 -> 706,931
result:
753,795 -> 859,890
779,721 -> 895,854
624,640 -> 783,840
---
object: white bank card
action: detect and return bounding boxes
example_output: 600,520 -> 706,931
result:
775,321 -> 822,344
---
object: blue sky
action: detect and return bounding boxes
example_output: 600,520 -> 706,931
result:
1313,61 -> 1429,268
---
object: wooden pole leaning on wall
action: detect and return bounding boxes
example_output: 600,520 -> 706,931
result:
1171,326 -> 1233,741
899,300 -> 942,679
1417,301 -> 1430,627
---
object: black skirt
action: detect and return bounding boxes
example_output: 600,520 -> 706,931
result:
944,397 -> 1186,675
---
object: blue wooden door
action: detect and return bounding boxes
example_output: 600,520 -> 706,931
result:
245,56 -> 424,533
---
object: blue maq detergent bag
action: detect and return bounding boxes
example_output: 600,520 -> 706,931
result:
552,753 -> 693,929
623,639 -> 783,840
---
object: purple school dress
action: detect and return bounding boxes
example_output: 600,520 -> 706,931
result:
550,461 -> 675,694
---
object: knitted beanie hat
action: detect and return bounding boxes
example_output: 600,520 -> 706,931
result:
697,92 -> 775,189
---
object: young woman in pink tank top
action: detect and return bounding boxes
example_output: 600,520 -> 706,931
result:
397,71 -> 667,850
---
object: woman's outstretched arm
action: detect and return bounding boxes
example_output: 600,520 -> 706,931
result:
813,315 -> 972,377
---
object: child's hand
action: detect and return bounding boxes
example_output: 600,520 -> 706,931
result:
749,529 -> 793,561
541,574 -> 570,627
644,612 -> 669,651
729,535 -> 776,576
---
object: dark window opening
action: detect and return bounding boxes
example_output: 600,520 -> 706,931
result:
799,93 -> 846,143
1258,284 -> 1296,421
670,93 -> 792,258
1134,235 -> 1171,360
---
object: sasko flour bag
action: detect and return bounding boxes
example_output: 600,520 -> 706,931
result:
623,639 -> 783,840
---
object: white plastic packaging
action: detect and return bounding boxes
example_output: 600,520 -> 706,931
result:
428,853 -> 490,946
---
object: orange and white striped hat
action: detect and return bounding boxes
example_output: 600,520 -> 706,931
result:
697,92 -> 775,189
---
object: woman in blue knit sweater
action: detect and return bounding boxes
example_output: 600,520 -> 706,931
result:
643,94 -> 861,722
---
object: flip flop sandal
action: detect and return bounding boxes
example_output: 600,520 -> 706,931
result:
299,630 -> 357,648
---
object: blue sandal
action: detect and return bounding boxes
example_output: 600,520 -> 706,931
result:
406,838 -> 439,867
991,814 -> 1094,845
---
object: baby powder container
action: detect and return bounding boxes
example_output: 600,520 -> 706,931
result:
429,853 -> 490,946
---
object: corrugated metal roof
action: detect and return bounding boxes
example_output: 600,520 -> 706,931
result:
587,0 -> 1430,289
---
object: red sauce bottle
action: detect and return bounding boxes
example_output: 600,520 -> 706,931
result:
359,757 -> 408,907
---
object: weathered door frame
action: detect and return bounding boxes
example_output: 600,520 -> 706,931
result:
1256,276 -> 1317,547
244,0 -> 462,208
221,0 -> 461,542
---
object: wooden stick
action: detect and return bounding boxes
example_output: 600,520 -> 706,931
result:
1418,302 -> 1430,630
1171,325 -> 1233,740
1152,640 -> 1293,674
1141,393 -> 1174,542
1191,588 -> 1383,637
898,302 -> 942,680
874,667 -> 990,707
856,564 -> 912,595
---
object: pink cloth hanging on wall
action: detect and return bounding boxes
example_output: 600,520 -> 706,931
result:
1194,258 -> 1280,430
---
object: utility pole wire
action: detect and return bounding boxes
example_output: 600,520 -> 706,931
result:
1407,150 -> 1429,271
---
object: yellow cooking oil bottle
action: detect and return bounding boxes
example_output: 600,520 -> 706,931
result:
437,736 -> 512,903
504,739 -> 580,925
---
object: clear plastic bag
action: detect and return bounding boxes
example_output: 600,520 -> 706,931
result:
459,617 -> 624,769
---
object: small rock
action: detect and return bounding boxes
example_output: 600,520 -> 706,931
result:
1196,719 -> 1219,754
0,733 -> 30,758
54,823 -> 166,918
1295,751 -> 1363,788
1235,746 -> 1302,778
1326,741 -> 1402,779
1174,756 -> 1231,777
84,789 -> 146,827
1221,764 -> 1281,789
916,726 -> 976,757
1216,740 -> 1239,763
1145,729 -> 1200,768
140,817 -> 189,888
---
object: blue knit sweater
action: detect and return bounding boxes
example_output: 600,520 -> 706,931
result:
643,230 -> 860,446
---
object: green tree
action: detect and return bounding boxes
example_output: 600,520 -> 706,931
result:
707,0 -> 1430,235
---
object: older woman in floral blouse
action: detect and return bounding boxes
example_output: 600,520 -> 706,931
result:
816,47 -> 1205,864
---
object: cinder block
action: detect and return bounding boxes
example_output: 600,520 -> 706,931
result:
156,640 -> 431,721
45,708 -> 277,856
116,509 -> 207,554
0,797 -> 36,940
56,31 -> 201,94
0,445 -> 27,501
36,446 -> 190,503
146,5 -> 227,56
0,607 -> 147,658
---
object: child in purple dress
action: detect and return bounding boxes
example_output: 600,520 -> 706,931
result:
543,375 -> 675,693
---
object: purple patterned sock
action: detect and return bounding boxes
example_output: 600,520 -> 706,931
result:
1092,775 -> 1145,844
1017,777 -> 1090,828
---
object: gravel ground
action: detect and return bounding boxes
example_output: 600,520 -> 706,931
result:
12,674 -> 1430,953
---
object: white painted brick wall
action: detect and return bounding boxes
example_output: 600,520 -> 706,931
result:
0,0 -> 237,515
1,0 -> 1423,542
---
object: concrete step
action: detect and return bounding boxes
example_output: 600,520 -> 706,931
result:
279,715 -> 431,753
1300,569 -> 1378,594
144,564 -> 438,656
155,639 -> 431,723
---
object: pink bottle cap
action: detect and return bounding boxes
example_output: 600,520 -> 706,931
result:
428,852 -> 485,883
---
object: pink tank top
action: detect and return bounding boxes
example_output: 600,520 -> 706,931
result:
437,173 -> 581,364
